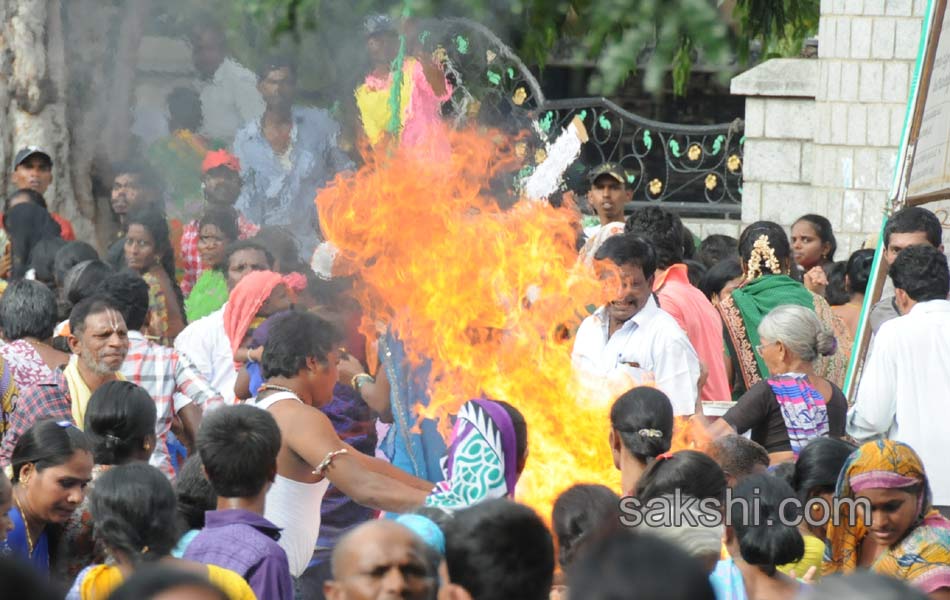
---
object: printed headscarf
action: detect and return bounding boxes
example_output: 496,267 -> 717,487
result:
824,440 -> 950,593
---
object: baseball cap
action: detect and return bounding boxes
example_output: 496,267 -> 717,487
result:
13,147 -> 52,169
588,162 -> 626,185
201,150 -> 241,174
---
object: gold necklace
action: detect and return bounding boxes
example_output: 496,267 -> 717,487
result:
13,489 -> 35,556
258,383 -> 299,398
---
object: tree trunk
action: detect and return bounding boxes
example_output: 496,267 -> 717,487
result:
1,0 -> 146,251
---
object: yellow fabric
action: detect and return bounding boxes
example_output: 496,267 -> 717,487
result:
79,563 -> 256,600
64,356 -> 124,429
79,564 -> 123,600
777,533 -> 825,579
0,354 -> 18,439
355,59 -> 415,145
207,564 -> 258,600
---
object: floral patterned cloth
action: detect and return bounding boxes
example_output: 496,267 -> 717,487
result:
0,340 -> 55,389
825,440 -> 950,593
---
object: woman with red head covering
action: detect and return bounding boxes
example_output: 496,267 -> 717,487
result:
223,270 -> 293,367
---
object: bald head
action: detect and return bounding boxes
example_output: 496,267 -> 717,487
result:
326,520 -> 435,600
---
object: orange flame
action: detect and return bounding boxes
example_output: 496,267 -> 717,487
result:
317,128 -> 652,518
671,416 -> 711,454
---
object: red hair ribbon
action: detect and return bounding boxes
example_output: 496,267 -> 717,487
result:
656,452 -> 674,461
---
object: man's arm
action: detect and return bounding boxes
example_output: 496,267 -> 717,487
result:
176,403 -> 202,454
653,336 -> 700,416
345,444 -> 435,491
174,351 -> 225,410
283,403 -> 430,513
847,336 -> 897,440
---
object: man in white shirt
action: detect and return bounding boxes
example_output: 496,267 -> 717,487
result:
572,233 -> 701,415
850,244 -> 950,515
189,21 -> 264,143
175,240 -> 273,405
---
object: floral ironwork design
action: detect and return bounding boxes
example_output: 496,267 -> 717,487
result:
533,98 -> 744,217
411,18 -> 743,218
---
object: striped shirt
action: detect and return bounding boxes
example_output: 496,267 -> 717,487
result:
122,331 -> 224,477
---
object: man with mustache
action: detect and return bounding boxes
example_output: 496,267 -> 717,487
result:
0,296 -> 130,463
572,233 -> 701,415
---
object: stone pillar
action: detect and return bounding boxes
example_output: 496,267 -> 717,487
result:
731,0 -> 926,257
731,58 -> 819,235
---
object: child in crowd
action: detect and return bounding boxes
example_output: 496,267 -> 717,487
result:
184,405 -> 293,600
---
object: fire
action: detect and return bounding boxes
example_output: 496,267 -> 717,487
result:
671,416 -> 711,454
317,127 -> 686,518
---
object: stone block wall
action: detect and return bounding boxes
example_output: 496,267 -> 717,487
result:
731,59 -> 822,240
732,0 -> 927,258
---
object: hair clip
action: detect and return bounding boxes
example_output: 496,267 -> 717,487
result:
55,421 -> 73,429
656,452 -> 674,461
637,428 -> 664,438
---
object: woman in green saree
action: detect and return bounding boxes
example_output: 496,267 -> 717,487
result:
718,221 -> 851,397
183,207 -> 239,322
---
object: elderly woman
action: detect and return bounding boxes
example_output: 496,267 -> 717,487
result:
718,221 -> 850,397
825,440 -> 950,598
699,305 -> 847,464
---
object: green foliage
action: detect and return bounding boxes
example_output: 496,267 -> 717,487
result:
733,0 -> 820,60
190,0 -> 818,98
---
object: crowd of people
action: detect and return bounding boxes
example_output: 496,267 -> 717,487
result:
0,12 -> 949,600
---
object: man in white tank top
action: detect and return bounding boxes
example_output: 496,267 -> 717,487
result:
253,311 -> 435,576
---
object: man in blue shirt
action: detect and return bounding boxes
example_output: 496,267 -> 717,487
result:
234,56 -> 354,262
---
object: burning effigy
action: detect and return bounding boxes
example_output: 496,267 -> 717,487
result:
313,18 -> 712,519
312,110 -> 707,518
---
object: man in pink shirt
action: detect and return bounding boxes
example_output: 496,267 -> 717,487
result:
626,207 -> 731,402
